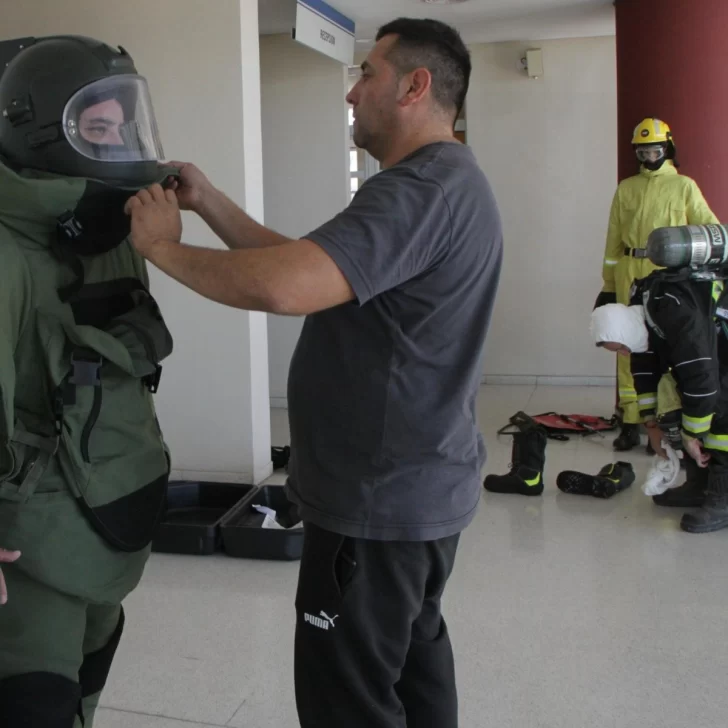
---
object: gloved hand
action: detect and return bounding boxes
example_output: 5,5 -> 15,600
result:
646,421 -> 667,459
656,412 -> 684,451
593,291 -> 617,310
0,549 -> 21,606
682,432 -> 710,468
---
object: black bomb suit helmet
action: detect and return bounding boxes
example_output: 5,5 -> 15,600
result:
0,35 -> 165,186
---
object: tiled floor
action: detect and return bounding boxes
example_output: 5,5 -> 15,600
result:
96,385 -> 728,728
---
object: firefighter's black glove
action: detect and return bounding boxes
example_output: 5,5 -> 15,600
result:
593,291 -> 617,310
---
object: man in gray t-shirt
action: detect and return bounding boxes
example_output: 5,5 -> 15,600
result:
126,17 -> 502,728
288,137 -> 501,542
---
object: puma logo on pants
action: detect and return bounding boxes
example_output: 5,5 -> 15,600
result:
304,611 -> 339,630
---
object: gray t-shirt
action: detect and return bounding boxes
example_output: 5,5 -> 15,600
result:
286,141 -> 503,541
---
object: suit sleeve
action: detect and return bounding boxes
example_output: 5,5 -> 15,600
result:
651,284 -> 718,436
0,239 -> 32,482
685,180 -> 719,225
630,348 -> 663,422
601,189 -> 622,294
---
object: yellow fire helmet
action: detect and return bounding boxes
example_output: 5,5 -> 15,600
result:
632,118 -> 673,146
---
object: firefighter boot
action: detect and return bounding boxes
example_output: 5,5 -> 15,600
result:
484,428 -> 547,496
681,472 -> 728,534
652,456 -> 707,508
556,462 -> 635,499
613,423 -> 640,452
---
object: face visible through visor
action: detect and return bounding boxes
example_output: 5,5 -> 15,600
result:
635,144 -> 666,165
63,75 -> 164,163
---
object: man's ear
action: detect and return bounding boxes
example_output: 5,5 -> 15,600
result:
398,67 -> 432,107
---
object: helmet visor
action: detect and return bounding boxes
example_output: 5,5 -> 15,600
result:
63,75 -> 164,163
635,144 -> 666,164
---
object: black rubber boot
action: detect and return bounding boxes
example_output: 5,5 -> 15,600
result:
556,461 -> 635,499
484,428 -> 547,496
653,457 -> 708,508
681,473 -> 728,534
613,423 -> 640,452
0,672 -> 81,727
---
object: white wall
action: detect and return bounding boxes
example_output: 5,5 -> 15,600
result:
4,0 -> 273,482
262,36 -> 617,391
259,35 -> 350,405
468,37 -> 617,383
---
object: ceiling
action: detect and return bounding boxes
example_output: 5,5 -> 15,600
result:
258,0 -> 615,45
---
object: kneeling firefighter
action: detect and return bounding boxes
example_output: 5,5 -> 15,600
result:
592,223 -> 728,534
596,118 -> 718,452
0,36 -> 175,725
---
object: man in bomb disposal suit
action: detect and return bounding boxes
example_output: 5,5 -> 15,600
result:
0,36 -> 174,726
593,223 -> 728,534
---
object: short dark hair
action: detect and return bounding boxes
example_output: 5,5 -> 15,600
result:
376,18 -> 471,119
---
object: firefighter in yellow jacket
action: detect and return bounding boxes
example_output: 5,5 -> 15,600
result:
597,118 -> 719,451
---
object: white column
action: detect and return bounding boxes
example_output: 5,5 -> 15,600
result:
236,0 -> 273,483
159,0 -> 272,485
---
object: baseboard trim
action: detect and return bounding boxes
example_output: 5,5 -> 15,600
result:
169,463 -> 273,486
270,376 -> 615,411
482,375 -> 616,387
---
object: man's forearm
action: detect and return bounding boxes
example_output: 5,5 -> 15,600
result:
140,236 -> 353,316
197,189 -> 291,251
146,239 -> 281,311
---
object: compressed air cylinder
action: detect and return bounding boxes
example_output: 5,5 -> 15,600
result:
646,224 -> 728,268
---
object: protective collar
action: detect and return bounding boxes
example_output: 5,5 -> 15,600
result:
0,157 -> 176,250
56,167 -> 177,257
52,166 -> 178,301
0,157 -> 177,301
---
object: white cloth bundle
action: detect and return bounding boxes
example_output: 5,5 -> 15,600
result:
641,442 -> 682,496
